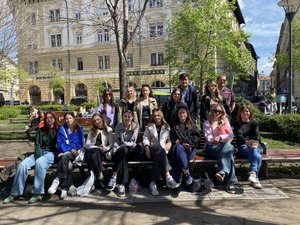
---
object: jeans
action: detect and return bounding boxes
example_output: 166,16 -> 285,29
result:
238,144 -> 262,177
205,142 -> 237,184
10,151 -> 55,196
170,144 -> 196,183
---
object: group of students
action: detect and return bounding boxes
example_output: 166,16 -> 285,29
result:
3,73 -> 263,204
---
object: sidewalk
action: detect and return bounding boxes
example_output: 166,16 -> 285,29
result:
1,141 -> 300,224
0,179 -> 299,225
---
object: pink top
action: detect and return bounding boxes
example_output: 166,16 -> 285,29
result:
203,118 -> 233,145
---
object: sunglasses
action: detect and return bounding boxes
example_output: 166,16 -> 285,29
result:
212,109 -> 222,114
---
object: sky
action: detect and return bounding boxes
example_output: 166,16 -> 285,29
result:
239,0 -> 286,76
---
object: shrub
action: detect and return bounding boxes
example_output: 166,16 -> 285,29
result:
0,106 -> 21,120
259,114 -> 300,142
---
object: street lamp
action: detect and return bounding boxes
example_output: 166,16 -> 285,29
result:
64,0 -> 71,103
278,0 -> 300,113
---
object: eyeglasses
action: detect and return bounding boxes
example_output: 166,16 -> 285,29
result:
208,85 -> 216,88
212,109 -> 222,114
106,93 -> 112,96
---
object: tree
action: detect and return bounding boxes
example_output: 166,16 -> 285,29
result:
72,0 -> 150,98
1,0 -> 32,67
166,0 -> 254,90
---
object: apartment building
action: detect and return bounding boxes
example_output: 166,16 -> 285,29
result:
11,0 -> 253,104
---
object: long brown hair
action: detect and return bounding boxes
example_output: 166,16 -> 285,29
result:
43,111 -> 59,133
236,103 -> 254,125
64,112 -> 81,132
139,84 -> 155,98
173,105 -> 194,130
91,113 -> 109,136
204,80 -> 223,102
102,88 -> 115,113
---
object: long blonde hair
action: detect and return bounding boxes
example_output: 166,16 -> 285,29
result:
204,80 -> 223,102
208,104 -> 226,127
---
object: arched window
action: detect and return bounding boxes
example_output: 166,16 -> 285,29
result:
29,85 -> 41,105
75,83 -> 87,97
151,80 -> 165,88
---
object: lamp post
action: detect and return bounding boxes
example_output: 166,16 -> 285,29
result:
278,0 -> 300,113
64,0 -> 71,103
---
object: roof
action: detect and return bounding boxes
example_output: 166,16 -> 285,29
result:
229,0 -> 245,25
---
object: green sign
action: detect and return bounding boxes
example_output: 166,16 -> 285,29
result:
127,69 -> 165,76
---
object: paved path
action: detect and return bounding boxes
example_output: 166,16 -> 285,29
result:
1,141 -> 300,224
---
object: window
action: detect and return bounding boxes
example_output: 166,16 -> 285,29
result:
50,34 -> 61,47
52,59 -> 63,71
75,10 -> 81,20
77,57 -> 83,70
97,29 -> 109,42
127,54 -> 133,68
98,56 -> 110,69
27,13 -> 36,25
28,61 -> 39,74
50,9 -> 60,22
76,32 -> 82,44
95,5 -> 108,16
150,53 -> 164,66
149,0 -> 163,8
149,22 -> 164,37
128,0 -> 132,11
151,80 -> 165,88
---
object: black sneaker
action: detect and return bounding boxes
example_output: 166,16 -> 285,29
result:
226,183 -> 235,194
95,179 -> 105,190
171,185 -> 181,198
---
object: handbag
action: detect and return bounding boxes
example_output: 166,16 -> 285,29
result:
74,148 -> 86,166
188,173 -> 202,193
77,170 -> 95,197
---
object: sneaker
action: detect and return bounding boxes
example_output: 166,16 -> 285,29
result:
171,185 -> 181,198
106,177 -> 117,191
184,174 -> 193,186
95,179 -> 105,190
226,183 -> 235,194
3,195 -> 16,204
248,171 -> 257,183
251,179 -> 262,189
48,177 -> 60,194
215,172 -> 225,182
60,190 -> 67,199
166,176 -> 180,189
149,183 -> 159,196
117,185 -> 126,197
28,194 -> 43,204
68,185 -> 77,197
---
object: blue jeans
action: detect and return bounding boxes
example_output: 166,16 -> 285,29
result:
238,144 -> 262,177
170,144 -> 196,183
10,151 -> 55,196
205,142 -> 237,184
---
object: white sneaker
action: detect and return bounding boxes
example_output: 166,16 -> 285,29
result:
251,179 -> 262,189
68,185 -> 77,197
48,177 -> 60,194
166,176 -> 180,189
106,177 -> 117,191
248,171 -> 257,183
117,185 -> 126,197
149,183 -> 159,196
60,190 -> 67,199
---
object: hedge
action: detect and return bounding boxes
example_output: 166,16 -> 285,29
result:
259,114 -> 300,142
0,106 -> 21,120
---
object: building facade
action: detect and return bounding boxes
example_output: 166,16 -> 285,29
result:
272,11 -> 300,102
11,0 -> 255,104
